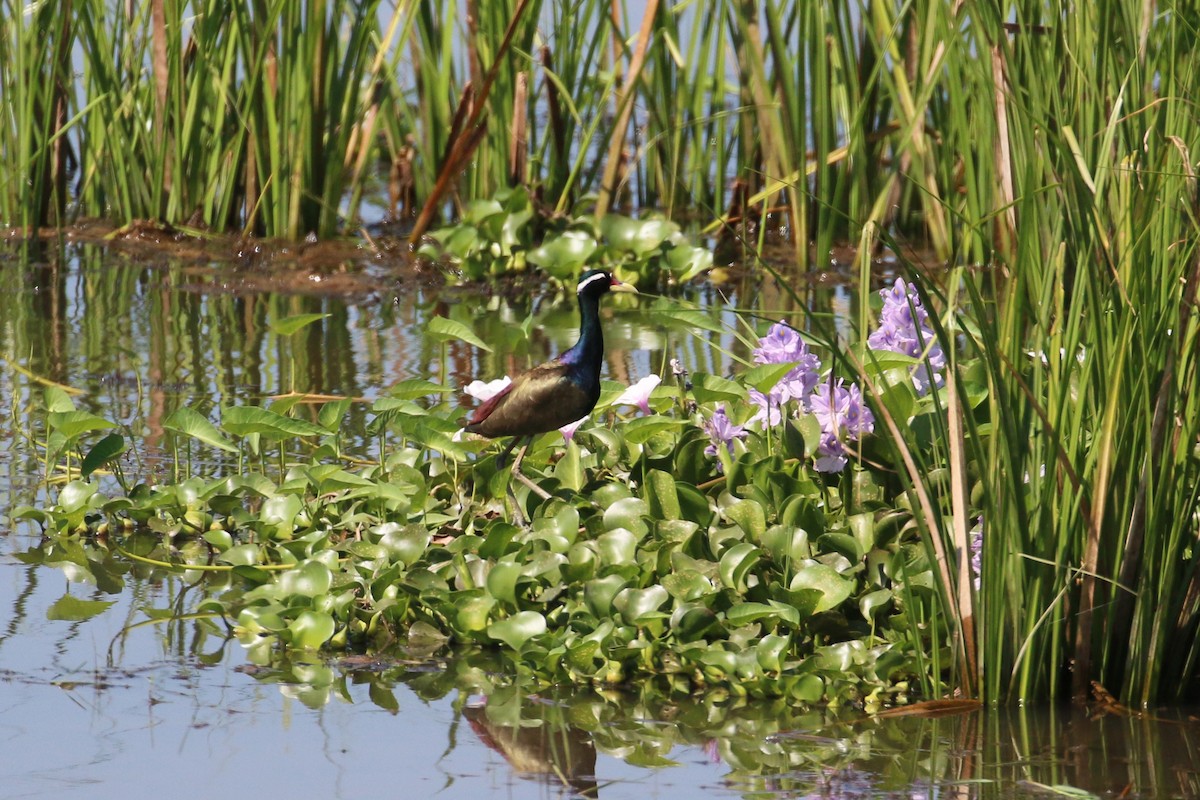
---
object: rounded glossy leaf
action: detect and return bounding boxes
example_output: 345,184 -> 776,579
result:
761,525 -> 810,565
756,633 -> 791,673
669,604 -> 718,640
613,585 -> 669,624
486,561 -> 524,606
58,481 -> 98,513
487,611 -> 547,651
661,569 -> 714,601
288,610 -> 335,649
527,230 -> 598,278
584,575 -> 628,617
279,561 -> 333,598
789,561 -> 854,613
456,595 -> 496,632
860,588 -> 893,619
596,528 -> 638,566
718,543 -> 761,593
379,524 -> 431,566
602,497 -> 649,536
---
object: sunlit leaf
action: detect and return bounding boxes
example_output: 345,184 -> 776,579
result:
221,406 -> 327,439
487,611 -> 546,651
426,316 -> 492,352
269,312 -> 329,336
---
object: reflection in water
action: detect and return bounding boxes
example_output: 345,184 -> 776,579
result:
464,695 -> 598,796
6,241 -> 1200,798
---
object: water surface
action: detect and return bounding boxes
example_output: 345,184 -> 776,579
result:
2,240 -> 1197,799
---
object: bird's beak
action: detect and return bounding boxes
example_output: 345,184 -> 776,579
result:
609,278 -> 638,294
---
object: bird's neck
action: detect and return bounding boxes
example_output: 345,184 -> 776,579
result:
561,292 -> 603,374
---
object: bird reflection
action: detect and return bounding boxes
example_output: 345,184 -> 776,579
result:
463,696 -> 598,797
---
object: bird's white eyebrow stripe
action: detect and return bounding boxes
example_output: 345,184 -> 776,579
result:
577,273 -> 608,292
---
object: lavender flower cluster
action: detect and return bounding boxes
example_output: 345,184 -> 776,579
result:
867,277 -> 945,394
702,277 -> 944,474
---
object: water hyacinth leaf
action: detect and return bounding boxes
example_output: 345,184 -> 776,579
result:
584,574 -> 628,617
47,595 -> 114,622
47,410 -> 116,440
757,633 -> 791,673
279,561 -> 333,598
602,497 -> 649,537
762,525 -> 810,565
456,595 -> 496,632
620,416 -> 683,444
163,407 -> 238,452
645,469 -> 681,520
268,312 -> 329,336
218,544 -> 262,566
613,585 -> 669,625
600,214 -> 678,255
742,361 -> 804,394
58,480 -> 98,513
724,499 -> 766,541
596,528 -> 639,566
664,241 -> 713,282
222,406 -> 327,438
791,674 -> 825,703
817,532 -> 862,563
487,611 -> 546,651
860,589 -> 893,619
80,433 -> 125,478
238,605 -> 286,633
661,569 -> 714,601
691,373 -> 745,405
670,605 -> 718,640
378,524 -> 431,566
552,440 -> 584,491
288,610 -> 335,649
789,562 -> 855,613
719,543 -> 761,593
426,316 -> 492,352
527,230 -> 598,278
486,561 -> 525,606
725,601 -> 800,628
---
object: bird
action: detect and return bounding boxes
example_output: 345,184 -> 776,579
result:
464,269 -> 637,502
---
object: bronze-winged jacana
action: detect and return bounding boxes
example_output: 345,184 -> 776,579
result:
464,269 -> 637,500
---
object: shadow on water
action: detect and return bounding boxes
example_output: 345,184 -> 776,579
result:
4,238 -> 1199,798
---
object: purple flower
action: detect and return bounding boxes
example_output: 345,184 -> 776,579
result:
970,516 -> 983,590
701,404 -> 747,464
748,388 -> 782,427
558,416 -> 587,442
867,278 -> 946,394
814,431 -> 849,473
611,375 -> 661,415
809,380 -> 874,473
753,322 -> 822,408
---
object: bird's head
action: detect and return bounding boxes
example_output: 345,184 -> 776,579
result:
577,269 -> 637,298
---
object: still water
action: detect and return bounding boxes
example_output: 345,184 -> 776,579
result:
2,239 -> 1198,799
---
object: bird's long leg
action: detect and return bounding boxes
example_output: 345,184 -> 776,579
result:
510,439 -> 552,501
495,437 -> 520,468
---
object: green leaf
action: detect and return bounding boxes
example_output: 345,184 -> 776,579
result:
692,373 -> 746,405
44,386 -> 77,412
621,416 -> 683,444
645,469 -> 681,520
221,406 -> 328,439
487,611 -> 546,650
613,585 -> 669,624
269,312 -> 329,336
47,410 -> 116,441
81,433 -> 125,478
742,362 -> 802,394
279,561 -> 333,598
600,214 -> 678,255
47,595 -> 114,621
527,230 -> 598,278
789,562 -> 854,612
718,543 -> 761,593
426,316 -> 492,352
163,407 -> 238,452
288,610 -> 335,649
